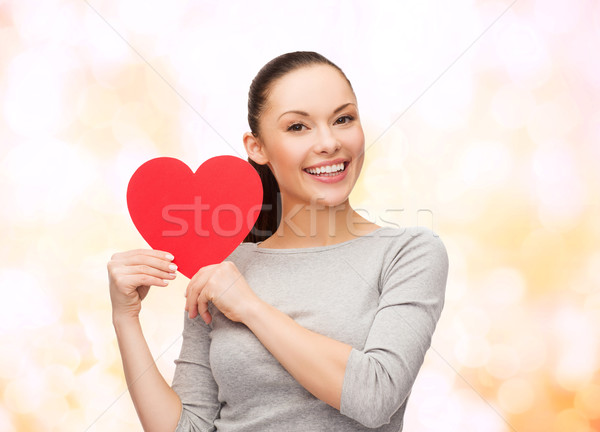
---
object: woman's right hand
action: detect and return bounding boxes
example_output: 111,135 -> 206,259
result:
107,249 -> 177,321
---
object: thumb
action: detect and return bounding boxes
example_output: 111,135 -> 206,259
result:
138,286 -> 150,301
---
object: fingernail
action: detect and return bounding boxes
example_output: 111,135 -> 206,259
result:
165,253 -> 174,261
169,264 -> 177,271
163,279 -> 169,285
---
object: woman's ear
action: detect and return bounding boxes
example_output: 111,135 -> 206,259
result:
243,132 -> 269,165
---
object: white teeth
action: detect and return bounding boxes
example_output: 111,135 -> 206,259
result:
306,162 -> 346,175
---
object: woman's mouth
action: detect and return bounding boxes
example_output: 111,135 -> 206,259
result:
302,161 -> 350,184
303,161 -> 349,177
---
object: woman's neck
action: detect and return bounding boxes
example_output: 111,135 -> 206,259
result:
259,198 -> 380,249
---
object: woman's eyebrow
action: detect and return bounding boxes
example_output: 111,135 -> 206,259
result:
277,103 -> 355,120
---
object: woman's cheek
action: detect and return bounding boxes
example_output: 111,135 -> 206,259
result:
345,129 -> 365,154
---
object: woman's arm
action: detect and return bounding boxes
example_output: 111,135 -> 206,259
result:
108,249 -> 183,432
113,316 -> 182,432
240,228 -> 448,428
186,260 -> 353,410
241,300 -> 353,410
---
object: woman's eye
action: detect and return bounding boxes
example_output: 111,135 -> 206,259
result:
335,115 -> 354,125
287,123 -> 306,132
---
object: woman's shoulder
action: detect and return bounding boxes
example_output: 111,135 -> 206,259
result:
222,240 -> 256,266
374,225 -> 448,266
375,226 -> 449,299
373,224 -> 445,246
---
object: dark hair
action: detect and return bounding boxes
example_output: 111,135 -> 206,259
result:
243,51 -> 354,243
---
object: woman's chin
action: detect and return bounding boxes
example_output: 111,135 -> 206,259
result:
306,194 -> 350,209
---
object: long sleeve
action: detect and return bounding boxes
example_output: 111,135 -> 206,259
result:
339,228 -> 449,428
172,308 -> 221,432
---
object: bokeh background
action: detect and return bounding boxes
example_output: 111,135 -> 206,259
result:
1,0 -> 599,431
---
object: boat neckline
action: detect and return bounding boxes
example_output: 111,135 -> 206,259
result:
251,226 -> 390,253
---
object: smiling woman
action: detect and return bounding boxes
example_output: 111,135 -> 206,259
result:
107,51 -> 448,432
242,61 -> 367,237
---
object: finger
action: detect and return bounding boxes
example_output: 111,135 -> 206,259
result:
121,264 -> 177,280
186,272 -> 211,319
185,280 -> 196,317
185,281 -> 201,319
120,273 -> 169,291
118,249 -> 175,261
196,289 -> 212,324
186,291 -> 197,319
138,285 -> 151,301
185,265 -> 216,314
121,255 -> 178,274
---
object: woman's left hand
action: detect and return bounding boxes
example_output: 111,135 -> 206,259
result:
185,261 -> 260,325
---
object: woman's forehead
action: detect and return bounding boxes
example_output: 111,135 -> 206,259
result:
266,66 -> 355,114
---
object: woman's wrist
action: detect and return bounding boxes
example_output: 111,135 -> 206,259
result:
240,297 -> 268,328
112,311 -> 141,329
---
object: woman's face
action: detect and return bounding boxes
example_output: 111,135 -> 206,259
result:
253,64 -> 365,209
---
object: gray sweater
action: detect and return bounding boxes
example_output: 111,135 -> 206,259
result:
172,226 -> 448,431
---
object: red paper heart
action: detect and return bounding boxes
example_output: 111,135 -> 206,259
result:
126,156 -> 263,278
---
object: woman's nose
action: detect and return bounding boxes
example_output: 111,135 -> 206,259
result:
314,126 -> 341,154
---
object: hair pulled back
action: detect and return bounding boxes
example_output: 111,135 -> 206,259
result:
243,51 -> 354,243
